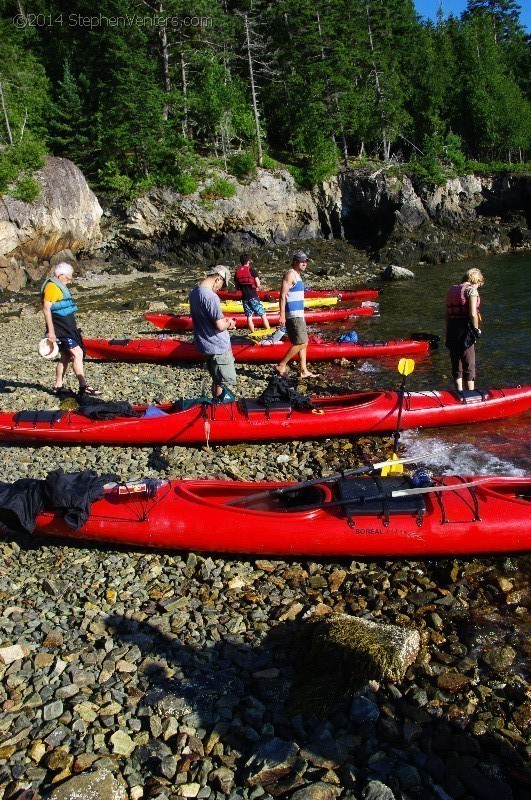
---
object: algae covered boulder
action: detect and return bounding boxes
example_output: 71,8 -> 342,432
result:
291,613 -> 420,713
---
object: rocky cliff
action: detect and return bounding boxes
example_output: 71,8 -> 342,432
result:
1,160 -> 529,293
0,157 -> 102,291
108,168 -> 531,268
340,171 -> 531,265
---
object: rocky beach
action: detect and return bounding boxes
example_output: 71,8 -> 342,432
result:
0,259 -> 530,800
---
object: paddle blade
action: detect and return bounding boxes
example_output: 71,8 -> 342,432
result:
247,328 -> 276,339
380,452 -> 403,476
398,357 -> 415,376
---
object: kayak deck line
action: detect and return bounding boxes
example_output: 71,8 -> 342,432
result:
217,287 -> 383,302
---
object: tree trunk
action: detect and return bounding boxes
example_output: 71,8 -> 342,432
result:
180,39 -> 189,139
366,3 -> 390,161
244,13 -> 263,167
159,17 -> 171,121
0,82 -> 14,146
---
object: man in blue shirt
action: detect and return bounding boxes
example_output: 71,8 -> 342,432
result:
189,265 -> 238,400
276,252 -> 317,379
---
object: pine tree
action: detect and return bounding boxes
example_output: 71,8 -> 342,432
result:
48,60 -> 93,172
456,14 -> 530,160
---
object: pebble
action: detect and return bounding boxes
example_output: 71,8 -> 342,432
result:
0,270 -> 528,800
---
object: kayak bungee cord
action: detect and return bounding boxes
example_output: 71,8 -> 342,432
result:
102,478 -> 172,522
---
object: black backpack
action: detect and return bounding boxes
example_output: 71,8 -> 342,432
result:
257,373 -> 315,411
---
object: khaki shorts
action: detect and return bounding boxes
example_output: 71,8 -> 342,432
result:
205,352 -> 237,388
285,317 -> 308,345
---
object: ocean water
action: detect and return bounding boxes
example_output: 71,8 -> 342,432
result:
314,251 -> 531,475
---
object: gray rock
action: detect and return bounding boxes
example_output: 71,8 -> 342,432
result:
291,782 -> 340,800
0,157 -> 102,287
361,780 -> 396,800
43,769 -> 127,800
246,738 -> 300,787
350,696 -> 380,725
381,265 -> 415,281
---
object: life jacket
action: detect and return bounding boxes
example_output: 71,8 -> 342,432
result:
446,282 -> 480,320
235,264 -> 257,288
41,277 -> 78,316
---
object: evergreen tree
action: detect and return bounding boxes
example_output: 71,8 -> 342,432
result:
48,60 -> 93,173
464,1 -> 524,40
456,14 -> 530,160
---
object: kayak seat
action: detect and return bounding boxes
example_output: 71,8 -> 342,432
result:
240,399 -> 292,414
338,476 -> 426,522
277,485 -> 326,509
456,389 -> 489,403
14,410 -> 67,425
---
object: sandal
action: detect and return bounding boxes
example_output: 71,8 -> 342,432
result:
79,386 -> 102,397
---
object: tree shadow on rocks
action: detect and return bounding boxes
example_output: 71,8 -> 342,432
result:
103,612 -> 363,795
101,611 -> 531,800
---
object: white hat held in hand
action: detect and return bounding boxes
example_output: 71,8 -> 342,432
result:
38,337 -> 59,359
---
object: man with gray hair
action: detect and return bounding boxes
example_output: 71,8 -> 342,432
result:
189,265 -> 238,401
41,262 -> 101,397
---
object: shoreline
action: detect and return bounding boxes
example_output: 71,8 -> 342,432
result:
0,266 -> 530,800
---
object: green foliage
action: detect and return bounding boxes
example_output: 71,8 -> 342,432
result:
11,175 -> 40,202
172,174 -> 199,195
200,177 -> 237,200
406,157 -> 446,185
261,154 -> 278,170
0,22 -> 49,197
286,165 -> 306,188
48,61 -> 92,173
228,152 -> 257,179
406,131 -> 468,183
96,162 -> 135,202
466,160 -> 531,175
291,110 -> 339,188
444,133 -> 468,173
0,136 -> 46,197
0,0 -> 529,193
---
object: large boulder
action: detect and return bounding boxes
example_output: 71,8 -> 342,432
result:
0,157 -> 102,289
382,264 -> 415,281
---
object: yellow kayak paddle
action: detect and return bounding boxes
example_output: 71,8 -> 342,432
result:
381,357 -> 415,476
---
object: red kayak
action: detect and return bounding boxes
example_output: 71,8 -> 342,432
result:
84,335 -> 437,364
145,305 -> 376,331
217,288 -> 382,302
25,474 -> 531,555
1,386 -> 529,446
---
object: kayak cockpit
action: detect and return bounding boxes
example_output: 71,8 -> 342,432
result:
476,479 -> 531,503
177,475 -> 427,525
